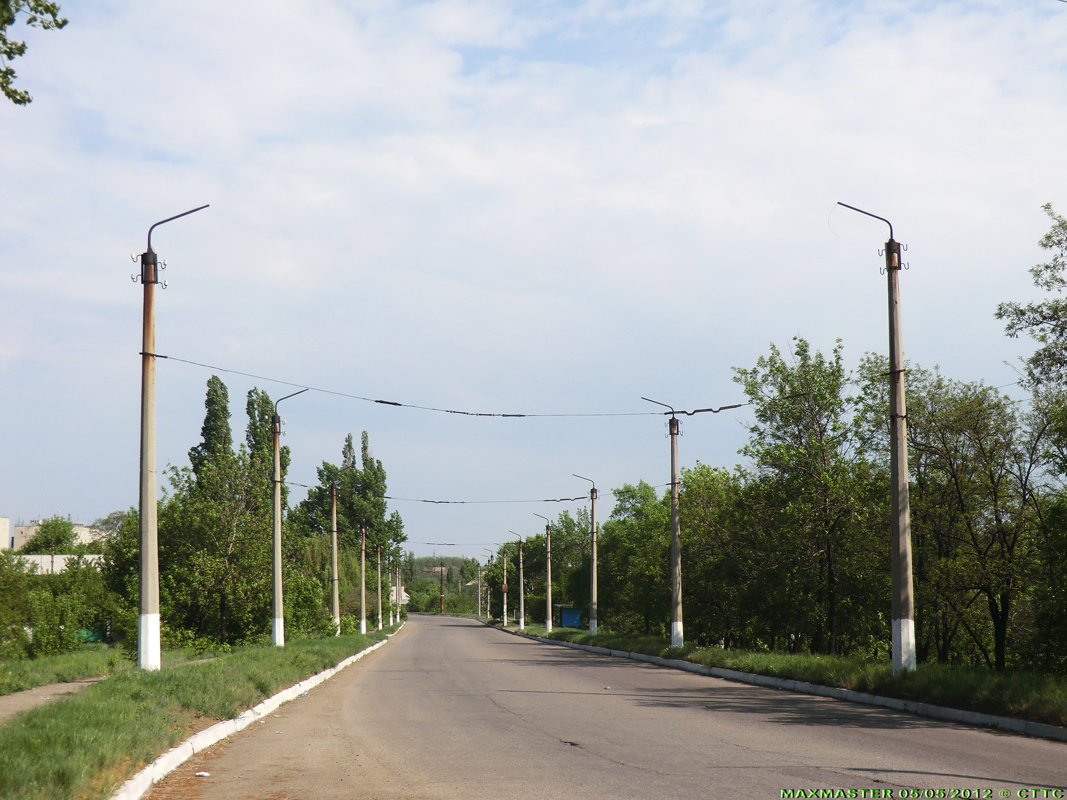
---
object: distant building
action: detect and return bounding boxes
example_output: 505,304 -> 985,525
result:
2,519 -> 104,552
17,553 -> 103,574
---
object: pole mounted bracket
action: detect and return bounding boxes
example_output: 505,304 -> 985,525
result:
135,204 -> 209,285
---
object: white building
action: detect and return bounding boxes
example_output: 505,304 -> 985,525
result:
2,519 -> 104,551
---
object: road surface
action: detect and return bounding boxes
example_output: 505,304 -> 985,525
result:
147,615 -> 1066,799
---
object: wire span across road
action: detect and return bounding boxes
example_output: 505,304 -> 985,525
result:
144,351 -> 679,419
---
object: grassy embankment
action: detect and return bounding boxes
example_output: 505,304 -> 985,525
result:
517,625 -> 1067,729
0,629 -> 395,800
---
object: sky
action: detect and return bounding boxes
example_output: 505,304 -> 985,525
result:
2,0 -> 1066,559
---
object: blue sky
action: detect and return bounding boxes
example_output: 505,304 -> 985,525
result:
2,0 -> 1065,557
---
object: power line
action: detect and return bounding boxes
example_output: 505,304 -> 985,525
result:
385,494 -> 589,505
145,351 -> 664,419
284,481 -> 667,504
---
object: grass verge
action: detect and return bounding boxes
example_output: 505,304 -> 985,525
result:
0,628 -> 395,800
1,647 -> 125,696
527,626 -> 1067,729
0,645 -> 228,697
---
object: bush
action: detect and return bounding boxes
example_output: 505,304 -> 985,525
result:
26,589 -> 86,657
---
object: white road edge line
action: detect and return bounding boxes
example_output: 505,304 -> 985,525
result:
108,623 -> 405,800
488,623 -> 1067,745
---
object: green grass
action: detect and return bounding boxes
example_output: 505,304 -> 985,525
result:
529,627 -> 1067,729
0,646 -> 129,695
0,629 -> 396,800
0,644 -> 234,696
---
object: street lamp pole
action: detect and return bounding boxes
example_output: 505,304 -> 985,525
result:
272,388 -> 307,647
509,531 -> 525,630
574,474 -> 597,635
642,398 -> 684,647
331,483 -> 339,635
838,202 -> 917,674
534,513 -> 552,632
134,204 -> 208,671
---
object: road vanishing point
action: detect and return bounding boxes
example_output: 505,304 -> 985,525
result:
147,616 -> 1066,800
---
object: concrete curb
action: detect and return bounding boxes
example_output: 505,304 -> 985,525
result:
109,624 -> 405,800
495,627 -> 1067,745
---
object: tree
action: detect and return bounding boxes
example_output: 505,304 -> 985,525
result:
597,482 -> 670,636
734,337 -> 882,655
1,0 -> 66,105
0,550 -> 30,658
18,515 -> 76,554
996,204 -> 1067,388
189,376 -> 232,480
859,356 -> 1050,669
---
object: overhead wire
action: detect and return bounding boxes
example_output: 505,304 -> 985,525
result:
145,351 -> 665,419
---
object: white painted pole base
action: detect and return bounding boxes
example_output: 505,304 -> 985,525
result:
546,620 -> 553,633
590,619 -> 597,636
519,618 -> 524,631
272,617 -> 285,647
892,618 -> 916,674
360,619 -> 366,634
138,613 -> 161,671
671,621 -> 684,649
333,615 -> 340,637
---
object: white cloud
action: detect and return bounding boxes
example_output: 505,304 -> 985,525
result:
1,0 -> 1064,548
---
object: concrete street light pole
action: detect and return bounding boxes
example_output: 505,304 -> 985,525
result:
134,204 -> 208,670
510,531 -> 525,630
272,388 -> 307,647
331,483 -> 339,635
574,475 -> 597,635
838,202 -> 916,675
641,398 -> 684,647
534,513 -> 552,632
377,546 -> 383,631
361,527 -> 367,634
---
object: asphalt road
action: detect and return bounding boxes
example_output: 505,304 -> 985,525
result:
146,616 -> 1066,800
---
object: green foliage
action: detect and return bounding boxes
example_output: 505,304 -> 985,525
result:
996,204 -> 1067,388
18,515 -> 77,554
158,448 -> 272,646
733,337 -> 881,655
188,375 -> 232,480
0,550 -> 31,659
25,589 -> 84,657
0,0 -> 66,105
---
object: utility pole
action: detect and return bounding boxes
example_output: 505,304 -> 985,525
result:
272,388 -> 307,647
503,549 -> 508,626
668,415 -> 683,648
440,559 -> 445,614
360,527 -> 367,634
838,202 -> 916,674
477,563 -> 482,618
535,513 -> 552,632
377,546 -> 383,631
388,557 -> 395,626
331,483 -> 339,635
575,475 -> 597,635
510,532 -> 526,631
134,204 -> 207,671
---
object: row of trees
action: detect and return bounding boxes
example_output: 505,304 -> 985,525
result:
0,376 -> 408,658
481,206 -> 1067,673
